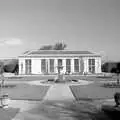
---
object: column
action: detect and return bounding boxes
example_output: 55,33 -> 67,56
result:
83,57 -> 87,73
71,58 -> 74,73
39,59 -> 41,74
98,57 -> 102,73
46,59 -> 50,73
95,57 -> 101,73
54,59 -> 58,73
86,57 -> 89,73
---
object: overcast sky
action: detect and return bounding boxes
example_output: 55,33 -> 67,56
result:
0,0 -> 120,61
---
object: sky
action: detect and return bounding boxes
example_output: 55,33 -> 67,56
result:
0,0 -> 120,61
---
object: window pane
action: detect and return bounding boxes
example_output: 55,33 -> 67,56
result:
74,59 -> 79,72
25,59 -> 31,74
58,59 -> 62,67
92,59 -> 95,65
50,59 -> 54,73
66,59 -> 71,73
88,59 -> 95,73
89,59 -> 91,65
41,59 -> 47,73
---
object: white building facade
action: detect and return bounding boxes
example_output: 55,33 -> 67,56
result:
18,50 -> 101,75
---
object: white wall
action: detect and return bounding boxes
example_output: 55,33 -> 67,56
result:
95,57 -> 101,73
19,58 -> 25,74
18,56 -> 101,75
31,59 -> 41,74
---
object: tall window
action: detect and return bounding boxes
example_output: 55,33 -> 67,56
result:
41,59 -> 47,73
50,59 -> 54,73
88,59 -> 95,73
74,59 -> 79,72
58,59 -> 62,67
66,59 -> 71,73
25,59 -> 31,74
21,63 -> 23,74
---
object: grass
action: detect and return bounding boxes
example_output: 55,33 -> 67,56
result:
2,83 -> 49,100
70,82 -> 120,100
27,100 -> 110,120
0,108 -> 19,120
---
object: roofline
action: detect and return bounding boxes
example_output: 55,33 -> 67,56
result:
19,50 -> 101,58
18,54 -> 101,58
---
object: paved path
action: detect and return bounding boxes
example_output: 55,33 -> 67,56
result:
12,84 -> 75,120
44,84 -> 75,101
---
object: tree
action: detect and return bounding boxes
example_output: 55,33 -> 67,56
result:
39,45 -> 53,50
0,61 -> 5,106
53,42 -> 67,50
39,42 -> 67,50
3,59 -> 18,73
111,63 -> 120,84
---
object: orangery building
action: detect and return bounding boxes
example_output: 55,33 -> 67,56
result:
18,50 -> 101,75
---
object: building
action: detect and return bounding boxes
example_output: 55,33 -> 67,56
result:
18,50 -> 101,75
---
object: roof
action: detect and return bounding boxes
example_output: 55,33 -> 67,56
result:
19,50 -> 101,57
29,50 -> 93,55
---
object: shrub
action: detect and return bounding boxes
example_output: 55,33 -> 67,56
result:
102,82 -> 120,88
3,59 -> 18,74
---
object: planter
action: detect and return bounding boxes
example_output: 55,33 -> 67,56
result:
0,94 -> 10,108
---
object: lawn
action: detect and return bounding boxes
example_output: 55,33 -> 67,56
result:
2,83 -> 49,100
70,82 -> 120,101
0,108 -> 19,120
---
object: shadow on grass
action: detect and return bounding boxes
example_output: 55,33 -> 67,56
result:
63,101 -> 111,120
0,84 -> 16,88
0,108 -> 19,120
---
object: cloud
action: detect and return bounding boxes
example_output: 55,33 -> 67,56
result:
0,38 -> 22,46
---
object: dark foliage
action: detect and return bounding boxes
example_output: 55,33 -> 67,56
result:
39,42 -> 67,50
0,61 -> 4,74
53,42 -> 67,50
3,59 -> 19,74
39,45 -> 53,50
111,63 -> 120,84
102,62 -> 117,72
